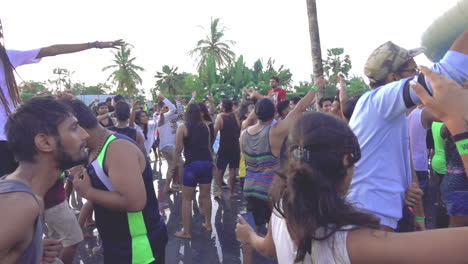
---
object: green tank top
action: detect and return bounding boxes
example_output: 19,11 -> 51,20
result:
431,122 -> 447,174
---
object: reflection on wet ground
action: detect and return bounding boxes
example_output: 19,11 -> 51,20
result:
73,160 -> 277,264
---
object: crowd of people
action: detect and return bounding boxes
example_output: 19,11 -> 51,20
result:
0,19 -> 467,264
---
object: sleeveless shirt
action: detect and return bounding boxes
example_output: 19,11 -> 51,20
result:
0,179 -> 43,264
86,133 -> 166,264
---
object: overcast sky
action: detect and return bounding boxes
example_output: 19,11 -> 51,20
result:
0,0 -> 461,97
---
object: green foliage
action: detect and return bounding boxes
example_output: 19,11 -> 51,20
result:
19,81 -> 51,102
323,48 -> 352,86
102,44 -> 144,98
154,65 -> 184,97
189,17 -> 236,70
347,76 -> 370,97
293,81 -> 312,95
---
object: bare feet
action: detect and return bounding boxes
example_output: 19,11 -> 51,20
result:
202,222 -> 212,232
175,230 -> 191,239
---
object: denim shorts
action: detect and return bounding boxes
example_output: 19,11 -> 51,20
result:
442,191 -> 468,216
183,161 -> 213,187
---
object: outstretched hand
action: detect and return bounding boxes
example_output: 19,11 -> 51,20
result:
410,66 -> 468,130
96,39 -> 125,49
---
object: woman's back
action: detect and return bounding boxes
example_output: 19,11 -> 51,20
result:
183,122 -> 212,165
271,212 -> 351,264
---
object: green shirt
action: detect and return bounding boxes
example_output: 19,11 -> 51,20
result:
431,122 -> 447,174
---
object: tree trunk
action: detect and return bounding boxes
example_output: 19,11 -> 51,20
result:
306,0 -> 324,100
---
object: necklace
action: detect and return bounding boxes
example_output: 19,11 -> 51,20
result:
88,131 -> 111,162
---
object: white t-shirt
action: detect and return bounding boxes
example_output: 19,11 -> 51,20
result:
271,211 -> 351,264
136,121 -> 157,155
0,49 -> 42,141
158,98 -> 184,150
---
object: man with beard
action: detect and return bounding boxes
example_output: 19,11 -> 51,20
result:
0,96 -> 89,263
62,99 -> 168,264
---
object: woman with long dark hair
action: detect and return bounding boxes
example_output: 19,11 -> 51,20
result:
170,103 -> 213,239
236,112 -> 468,263
135,110 -> 158,157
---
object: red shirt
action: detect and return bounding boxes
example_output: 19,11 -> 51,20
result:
44,179 -> 66,209
267,88 -> 287,102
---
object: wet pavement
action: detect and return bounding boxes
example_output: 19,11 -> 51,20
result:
72,159 -> 277,264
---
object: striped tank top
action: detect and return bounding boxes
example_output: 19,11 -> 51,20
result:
242,125 -> 279,200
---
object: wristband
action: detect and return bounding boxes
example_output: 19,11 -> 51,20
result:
414,216 -> 425,222
60,170 -> 70,179
191,97 -> 195,101
455,138 -> 468,156
311,85 -> 319,91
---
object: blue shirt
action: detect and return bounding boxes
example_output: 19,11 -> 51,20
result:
347,51 -> 468,229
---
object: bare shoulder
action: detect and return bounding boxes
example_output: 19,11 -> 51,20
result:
106,139 -> 143,160
0,192 -> 40,213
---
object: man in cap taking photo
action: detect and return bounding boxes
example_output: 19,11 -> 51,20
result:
347,29 -> 468,231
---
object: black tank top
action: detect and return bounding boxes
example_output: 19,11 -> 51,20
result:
85,134 -> 165,263
219,113 -> 240,155
183,122 -> 212,165
100,117 -> 114,128
108,126 -> 137,141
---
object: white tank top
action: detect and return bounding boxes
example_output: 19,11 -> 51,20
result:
271,211 -> 351,264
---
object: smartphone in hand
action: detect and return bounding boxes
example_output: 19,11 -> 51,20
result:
240,212 -> 257,232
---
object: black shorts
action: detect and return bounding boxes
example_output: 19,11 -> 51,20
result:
246,196 -> 272,226
216,152 -> 240,171
0,141 -> 17,177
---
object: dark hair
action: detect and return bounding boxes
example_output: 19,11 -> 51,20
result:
115,102 -> 130,122
135,110 -> 148,140
277,100 -> 290,116
6,96 -> 72,162
239,100 -> 254,121
97,102 -> 107,109
343,96 -> 360,121
318,97 -> 333,108
233,100 -> 239,107
198,103 -> 212,122
105,97 -> 112,103
0,44 -> 20,115
185,103 -> 203,137
270,76 -> 280,83
113,95 -> 125,103
60,99 -> 98,129
291,96 -> 301,105
222,99 -> 233,113
255,98 -> 275,122
157,101 -> 165,109
270,112 -> 379,262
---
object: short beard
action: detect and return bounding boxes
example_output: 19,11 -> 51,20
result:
56,137 -> 88,171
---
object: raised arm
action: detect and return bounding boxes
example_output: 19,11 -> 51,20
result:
411,66 -> 468,172
272,76 -> 324,140
214,114 -> 223,140
338,74 -> 349,117
36,40 -> 124,58
450,28 -> 468,55
129,101 -> 140,128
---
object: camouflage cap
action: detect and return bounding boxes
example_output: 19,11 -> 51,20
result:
364,41 -> 425,84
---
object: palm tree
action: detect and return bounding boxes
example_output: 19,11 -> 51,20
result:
306,0 -> 324,99
189,17 -> 236,70
154,65 -> 184,97
102,44 -> 144,98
